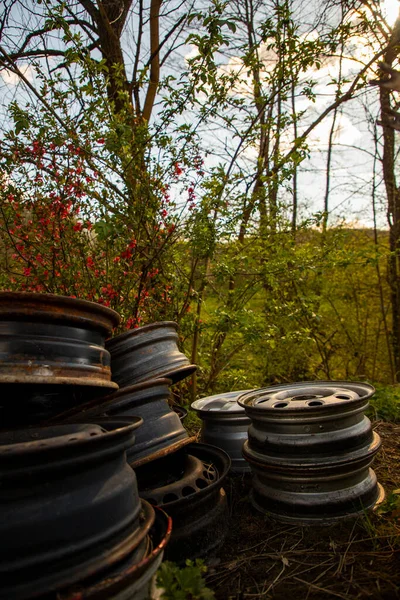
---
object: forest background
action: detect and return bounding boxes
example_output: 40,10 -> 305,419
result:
1,0 -> 400,415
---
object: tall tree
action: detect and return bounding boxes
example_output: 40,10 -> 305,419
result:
374,15 -> 400,381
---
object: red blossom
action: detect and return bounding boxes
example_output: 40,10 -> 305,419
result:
86,256 -> 95,269
174,162 -> 183,177
2,139 -> 176,327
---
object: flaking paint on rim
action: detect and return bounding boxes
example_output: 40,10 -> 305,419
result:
0,374 -> 118,388
0,291 -> 120,333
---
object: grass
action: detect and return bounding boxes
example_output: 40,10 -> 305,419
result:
182,408 -> 202,438
368,385 -> 400,423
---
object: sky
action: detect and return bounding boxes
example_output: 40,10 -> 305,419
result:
181,0 -> 400,229
1,0 -> 400,230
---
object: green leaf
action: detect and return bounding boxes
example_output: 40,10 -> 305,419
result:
15,118 -> 30,135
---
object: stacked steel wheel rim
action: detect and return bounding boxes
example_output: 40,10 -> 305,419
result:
0,292 -> 176,599
52,378 -> 192,468
191,390 -> 253,473
0,291 -> 120,427
59,506 -> 172,600
136,442 -> 231,563
39,304 -> 229,565
0,419 -> 154,600
238,381 -> 384,524
0,291 -> 119,388
106,321 -> 197,385
0,291 -> 236,590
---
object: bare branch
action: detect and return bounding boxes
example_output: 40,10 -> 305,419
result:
131,0 -> 143,114
146,13 -> 186,69
0,43 -> 68,130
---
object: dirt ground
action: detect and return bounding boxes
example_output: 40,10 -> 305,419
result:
207,422 -> 400,600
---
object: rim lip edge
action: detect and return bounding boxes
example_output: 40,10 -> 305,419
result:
63,504 -> 173,600
242,430 -> 382,469
116,364 -> 197,387
0,417 -> 143,458
238,381 -> 376,411
0,292 -> 120,331
191,389 -> 254,415
105,377 -> 173,400
106,321 -> 179,348
0,375 -> 118,387
129,435 -> 194,469
248,481 -> 385,525
48,378 -> 172,423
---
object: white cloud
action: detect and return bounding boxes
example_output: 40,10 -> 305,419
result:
1,65 -> 34,86
307,113 -> 361,149
184,45 -> 200,63
383,0 -> 400,26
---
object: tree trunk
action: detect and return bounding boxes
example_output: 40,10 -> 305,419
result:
379,15 -> 400,380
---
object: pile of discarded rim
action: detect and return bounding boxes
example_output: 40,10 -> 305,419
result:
0,292 -> 179,599
0,291 -> 232,599
53,376 -> 232,563
0,420 -> 174,600
0,291 -> 386,598
238,381 -> 384,524
58,306 -> 231,564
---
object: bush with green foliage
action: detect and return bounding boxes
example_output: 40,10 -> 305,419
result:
155,560 -> 215,600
